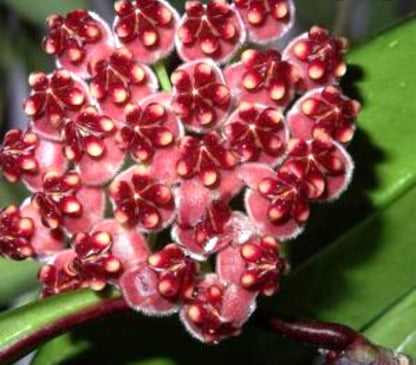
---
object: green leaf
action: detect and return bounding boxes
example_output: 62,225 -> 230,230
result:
363,289 -> 416,357
0,259 -> 40,307
0,289 -> 117,359
5,16 -> 416,365
0,0 -> 87,26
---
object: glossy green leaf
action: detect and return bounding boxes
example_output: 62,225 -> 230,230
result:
0,289 -> 117,359
0,259 -> 39,307
0,0 -> 87,26
3,16 -> 416,365
363,289 -> 416,356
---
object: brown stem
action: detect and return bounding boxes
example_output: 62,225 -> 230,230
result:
0,299 -> 365,364
254,311 -> 360,351
0,297 -> 129,365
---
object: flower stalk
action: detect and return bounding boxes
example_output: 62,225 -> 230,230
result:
1,289 -> 412,365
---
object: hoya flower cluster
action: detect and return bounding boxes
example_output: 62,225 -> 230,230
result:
0,0 -> 360,344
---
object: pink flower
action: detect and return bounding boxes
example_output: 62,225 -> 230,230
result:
287,85 -> 361,144
283,26 -> 349,91
171,60 -> 231,132
113,0 -> 179,64
225,49 -> 299,109
233,0 -> 295,43
0,0 -> 361,344
175,0 -> 246,64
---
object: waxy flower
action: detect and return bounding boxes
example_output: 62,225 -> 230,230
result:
176,0 -> 246,63
0,0 -> 360,345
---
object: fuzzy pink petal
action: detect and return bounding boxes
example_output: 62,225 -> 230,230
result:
64,187 -> 105,234
91,219 -> 150,269
324,143 -> 354,201
23,139 -> 67,192
150,146 -> 181,184
286,90 -> 318,140
171,224 -> 207,260
176,179 -> 212,227
223,62 -> 244,97
221,283 -> 257,326
78,137 -> 126,186
237,163 -> 275,189
244,189 -> 304,240
217,169 -> 244,201
216,245 -> 246,285
30,117 -> 62,141
120,263 -> 179,316
20,199 -> 65,258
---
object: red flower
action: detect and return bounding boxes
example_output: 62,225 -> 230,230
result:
171,60 -> 231,132
287,85 -> 361,144
233,0 -> 295,43
43,9 -> 114,78
113,0 -> 179,64
283,26 -> 349,90
89,47 -> 158,122
176,0 -> 246,64
221,102 -> 289,165
0,0 -> 362,344
224,49 -> 299,109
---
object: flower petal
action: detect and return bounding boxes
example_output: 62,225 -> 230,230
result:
120,263 -> 179,316
244,189 -> 304,240
64,187 -> 105,233
78,137 -> 126,186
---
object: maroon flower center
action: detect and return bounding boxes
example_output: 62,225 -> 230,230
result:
193,201 -> 232,251
234,0 -> 291,26
178,0 -> 241,55
223,103 -> 286,161
185,280 -> 238,342
109,165 -> 174,229
32,171 -> 83,229
148,244 -> 198,300
64,106 -> 115,162
292,26 -> 348,82
43,9 -> 103,63
176,132 -> 237,187
171,61 -> 231,128
90,48 -> 149,105
23,70 -> 86,126
0,205 -> 35,260
114,0 -> 175,47
39,253 -> 85,297
240,236 -> 282,295
300,86 -> 359,143
0,129 -> 39,183
284,137 -> 345,199
257,170 -> 309,224
71,231 -> 123,291
116,103 -> 174,162
241,49 -> 298,103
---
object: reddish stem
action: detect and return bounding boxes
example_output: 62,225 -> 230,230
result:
0,297 -> 129,365
255,311 -> 360,351
0,297 -> 363,364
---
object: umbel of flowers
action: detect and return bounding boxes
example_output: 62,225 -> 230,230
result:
0,0 -> 360,344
